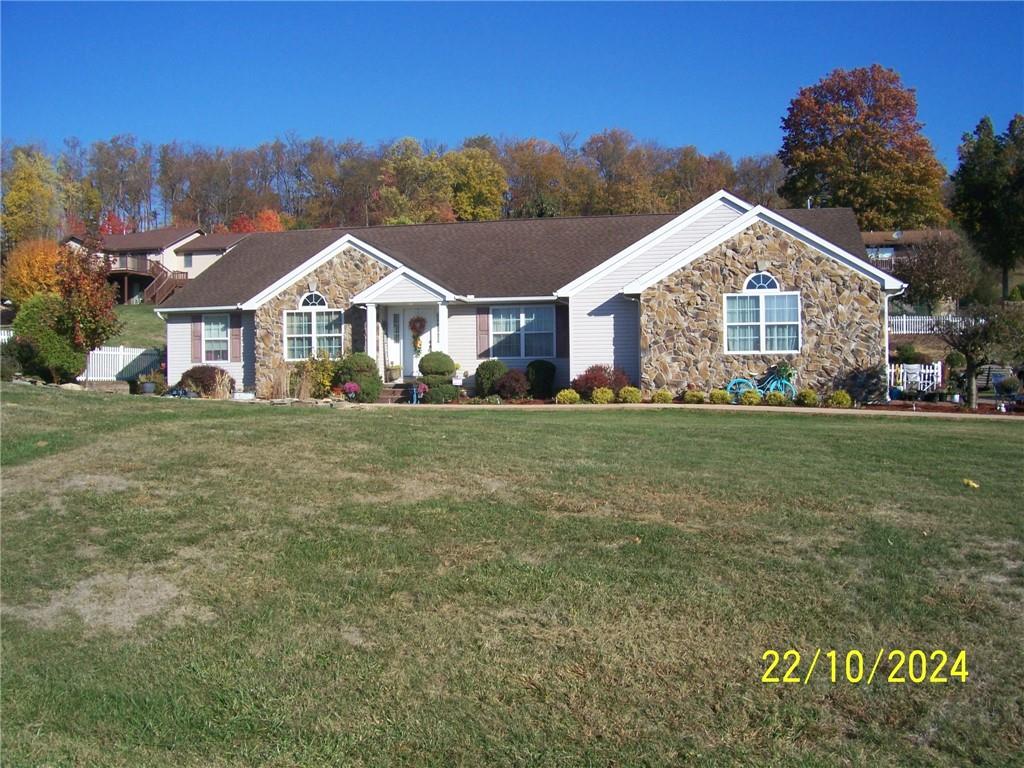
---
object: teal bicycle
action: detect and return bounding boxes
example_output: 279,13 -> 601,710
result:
726,364 -> 798,400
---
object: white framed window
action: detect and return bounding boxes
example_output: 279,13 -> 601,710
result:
283,292 -> 344,360
183,254 -> 193,269
203,313 -> 230,362
724,273 -> 800,354
489,305 -> 555,359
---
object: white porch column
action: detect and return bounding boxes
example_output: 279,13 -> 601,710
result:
365,303 -> 379,373
437,302 -> 448,354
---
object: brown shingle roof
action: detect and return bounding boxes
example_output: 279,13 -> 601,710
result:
862,229 -> 955,247
161,208 -> 865,309
177,233 -> 249,254
87,226 -> 203,253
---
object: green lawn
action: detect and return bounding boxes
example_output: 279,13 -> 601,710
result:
107,304 -> 166,349
1,386 -> 1022,767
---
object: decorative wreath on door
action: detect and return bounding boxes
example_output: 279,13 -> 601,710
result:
408,316 -> 428,356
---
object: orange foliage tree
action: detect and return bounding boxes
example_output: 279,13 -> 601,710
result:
3,238 -> 61,305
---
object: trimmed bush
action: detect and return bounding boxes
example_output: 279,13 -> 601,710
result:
652,389 -> 674,404
590,387 -> 615,404
555,388 -> 581,404
709,389 -> 732,405
617,385 -> 642,403
682,390 -> 706,404
795,388 -> 819,407
346,371 -> 382,403
739,389 -> 762,406
11,293 -> 86,383
419,351 -> 456,378
420,374 -> 453,388
475,359 -> 508,396
571,364 -> 630,399
495,369 -> 529,399
179,365 -> 235,398
526,359 -> 557,399
826,390 -> 853,408
334,352 -> 377,381
422,383 -> 459,403
996,375 -> 1021,395
467,395 -> 502,405
762,391 -> 791,406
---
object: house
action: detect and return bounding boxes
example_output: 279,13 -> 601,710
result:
174,232 -> 249,279
158,191 -> 904,397
67,225 -> 203,304
862,229 -> 956,269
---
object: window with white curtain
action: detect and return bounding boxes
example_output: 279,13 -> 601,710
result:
203,314 -> 229,362
489,305 -> 556,358
284,292 -> 344,360
724,274 -> 800,354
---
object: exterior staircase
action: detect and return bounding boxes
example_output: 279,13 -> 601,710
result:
143,261 -> 188,304
378,383 -> 411,404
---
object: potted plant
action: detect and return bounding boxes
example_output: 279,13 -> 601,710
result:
343,381 -> 361,401
385,364 -> 401,383
452,362 -> 464,386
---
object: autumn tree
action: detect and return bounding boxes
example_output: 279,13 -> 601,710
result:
950,115 -> 1024,298
54,241 -> 121,352
2,239 -> 61,305
503,138 -> 567,218
377,138 -> 454,224
1,147 -> 60,254
443,147 -> 507,220
892,232 -> 979,313
779,65 -> 948,229
733,155 -> 787,207
654,146 -> 735,210
230,208 -> 285,232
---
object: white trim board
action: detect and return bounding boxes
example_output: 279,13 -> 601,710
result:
351,266 -> 455,303
554,190 -> 752,297
622,207 -> 907,294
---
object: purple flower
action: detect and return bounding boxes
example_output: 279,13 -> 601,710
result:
417,383 -> 428,395
343,381 -> 361,395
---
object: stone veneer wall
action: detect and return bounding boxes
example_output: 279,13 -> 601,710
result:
253,245 -> 393,396
639,220 -> 885,395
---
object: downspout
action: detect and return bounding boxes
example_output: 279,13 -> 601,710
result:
883,285 -> 907,402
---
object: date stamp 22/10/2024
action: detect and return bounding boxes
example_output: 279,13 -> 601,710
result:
761,649 -> 968,685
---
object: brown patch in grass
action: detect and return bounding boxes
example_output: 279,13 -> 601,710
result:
1,570 -> 212,634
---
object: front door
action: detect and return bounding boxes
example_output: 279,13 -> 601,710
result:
401,307 -> 435,379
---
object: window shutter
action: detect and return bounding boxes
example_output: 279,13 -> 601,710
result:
556,305 -> 569,358
476,307 -> 490,359
229,313 -> 242,362
191,314 -> 203,363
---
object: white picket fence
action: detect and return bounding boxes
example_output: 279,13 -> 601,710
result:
83,346 -> 161,381
889,315 -> 965,335
1,329 -> 160,382
888,362 -> 943,393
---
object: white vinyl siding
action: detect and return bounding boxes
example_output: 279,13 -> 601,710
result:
367,273 -> 445,303
570,200 -> 744,381
166,312 -> 255,391
446,304 -> 569,390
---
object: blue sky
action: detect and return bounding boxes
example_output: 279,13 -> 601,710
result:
2,2 -> 1021,170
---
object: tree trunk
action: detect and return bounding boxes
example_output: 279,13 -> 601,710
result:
1003,266 -> 1010,300
966,361 -> 978,410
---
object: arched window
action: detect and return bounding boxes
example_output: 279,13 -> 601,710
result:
284,292 -> 343,360
724,273 -> 800,354
744,272 -> 779,291
300,291 -> 328,307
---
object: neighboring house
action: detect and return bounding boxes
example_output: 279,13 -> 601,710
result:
158,191 -> 904,397
67,226 -> 203,304
862,229 -> 955,269
175,233 -> 249,279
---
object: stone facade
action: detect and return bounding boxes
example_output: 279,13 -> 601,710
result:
253,245 -> 393,396
639,220 -> 886,395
